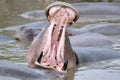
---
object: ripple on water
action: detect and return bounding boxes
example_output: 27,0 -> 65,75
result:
74,59 -> 120,80
0,42 -> 27,64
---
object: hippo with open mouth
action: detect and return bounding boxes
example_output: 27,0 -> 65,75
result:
27,1 -> 120,73
27,2 -> 79,73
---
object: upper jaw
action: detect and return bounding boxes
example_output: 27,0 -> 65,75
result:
45,1 -> 79,24
35,2 -> 79,73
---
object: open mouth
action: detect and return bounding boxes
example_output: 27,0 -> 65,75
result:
35,2 -> 79,73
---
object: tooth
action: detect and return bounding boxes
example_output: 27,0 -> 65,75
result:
62,57 -> 68,71
43,22 -> 55,57
57,29 -> 62,41
37,51 -> 43,63
57,25 -> 66,59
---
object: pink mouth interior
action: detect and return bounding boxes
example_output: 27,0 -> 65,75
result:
36,6 -> 75,72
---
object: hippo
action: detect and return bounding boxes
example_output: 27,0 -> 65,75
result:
66,23 -> 120,37
70,32 -> 115,47
15,26 -> 117,47
26,1 -> 120,73
14,26 -> 47,42
67,23 -> 120,37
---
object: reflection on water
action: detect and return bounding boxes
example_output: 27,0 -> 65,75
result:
0,42 -> 27,64
0,0 -> 120,80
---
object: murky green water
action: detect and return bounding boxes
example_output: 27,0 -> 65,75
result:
0,0 -> 120,80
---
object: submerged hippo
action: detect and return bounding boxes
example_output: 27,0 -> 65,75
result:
20,2 -> 120,20
70,32 -> 115,47
67,23 -> 120,37
66,23 -> 120,36
15,26 -> 117,47
27,2 -> 120,73
14,26 -> 47,42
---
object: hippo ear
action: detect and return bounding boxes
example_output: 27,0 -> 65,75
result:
37,51 -> 43,63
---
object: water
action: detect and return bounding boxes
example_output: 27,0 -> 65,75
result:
0,0 -> 120,80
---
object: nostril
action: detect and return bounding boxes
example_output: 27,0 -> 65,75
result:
62,57 -> 68,71
37,51 -> 43,63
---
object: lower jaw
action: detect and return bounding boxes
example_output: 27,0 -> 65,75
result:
35,61 -> 67,73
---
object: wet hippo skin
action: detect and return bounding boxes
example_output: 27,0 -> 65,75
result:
70,33 -> 115,47
73,3 -> 120,15
0,62 -> 63,79
69,23 -> 120,36
73,47 -> 120,63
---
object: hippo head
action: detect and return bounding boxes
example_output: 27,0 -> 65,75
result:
27,2 -> 79,73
